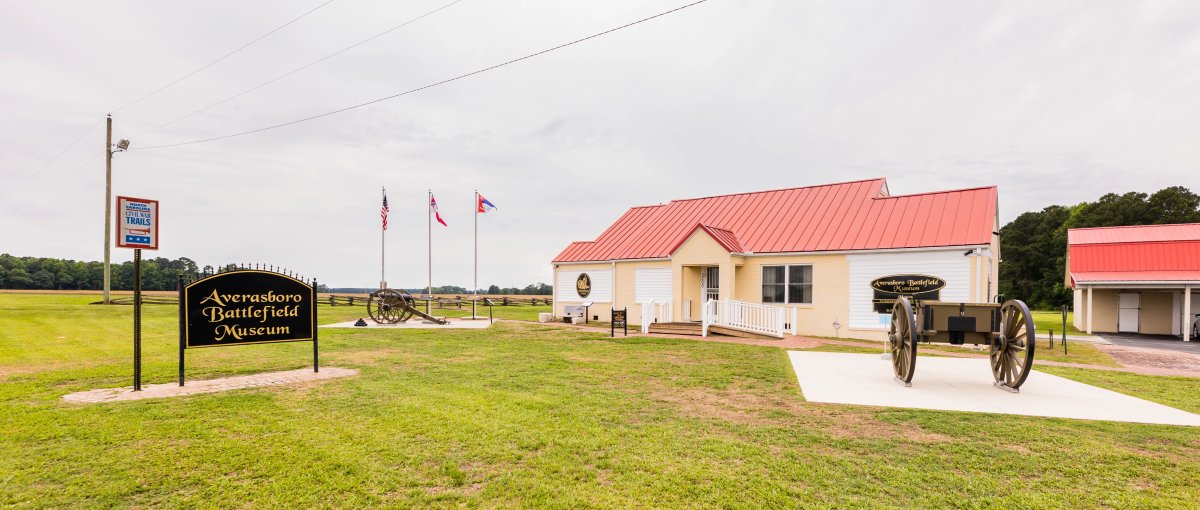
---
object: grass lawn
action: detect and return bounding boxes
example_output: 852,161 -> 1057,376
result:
1032,310 -> 1088,337
1,294 -> 1198,508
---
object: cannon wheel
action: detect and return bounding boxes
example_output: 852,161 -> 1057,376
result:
889,296 -> 919,384
992,300 -> 1036,390
368,289 -> 417,324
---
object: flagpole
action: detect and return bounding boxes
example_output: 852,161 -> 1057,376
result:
380,187 -> 386,289
474,190 -> 478,300
427,189 -> 432,315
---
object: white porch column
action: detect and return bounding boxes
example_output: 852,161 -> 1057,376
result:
1185,285 -> 1193,342
1086,286 -> 1094,335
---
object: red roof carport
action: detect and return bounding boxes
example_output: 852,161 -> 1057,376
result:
1067,223 -> 1200,340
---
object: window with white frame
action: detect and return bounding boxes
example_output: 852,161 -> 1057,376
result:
762,265 -> 812,304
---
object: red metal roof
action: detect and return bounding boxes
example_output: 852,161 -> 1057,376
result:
1072,271 -> 1200,283
1067,224 -> 1200,285
553,178 -> 998,262
1068,223 -> 1200,245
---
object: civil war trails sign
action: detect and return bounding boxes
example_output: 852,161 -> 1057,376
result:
179,270 -> 318,384
870,274 -> 946,313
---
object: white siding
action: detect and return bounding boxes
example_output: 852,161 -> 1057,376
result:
848,250 -> 971,329
556,269 -> 612,302
634,268 -> 672,303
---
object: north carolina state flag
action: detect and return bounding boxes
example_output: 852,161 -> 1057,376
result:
430,194 -> 447,226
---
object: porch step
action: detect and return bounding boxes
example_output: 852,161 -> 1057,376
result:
648,322 -> 703,336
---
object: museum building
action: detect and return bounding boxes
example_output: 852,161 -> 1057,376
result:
551,178 -> 1000,340
1067,223 -> 1200,341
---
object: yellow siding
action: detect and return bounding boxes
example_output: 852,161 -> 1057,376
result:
734,254 -> 852,339
1089,289 -> 1120,333
1140,292 -> 1174,335
670,228 -> 735,321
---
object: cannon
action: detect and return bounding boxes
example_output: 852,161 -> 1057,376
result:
367,288 -> 448,325
887,296 -> 1035,392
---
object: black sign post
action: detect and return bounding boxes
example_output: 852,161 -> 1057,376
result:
133,248 -> 142,391
178,270 -> 318,385
869,274 -> 947,312
612,308 -> 627,337
177,274 -> 185,386
1062,304 -> 1069,355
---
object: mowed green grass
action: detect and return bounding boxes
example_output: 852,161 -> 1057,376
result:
1,294 -> 1198,508
1032,310 -> 1089,337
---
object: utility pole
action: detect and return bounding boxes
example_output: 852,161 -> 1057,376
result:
103,115 -> 113,304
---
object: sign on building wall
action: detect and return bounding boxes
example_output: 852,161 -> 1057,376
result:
184,271 -> 316,347
576,273 -> 591,298
869,274 -> 946,312
556,269 -> 612,302
116,196 -> 158,250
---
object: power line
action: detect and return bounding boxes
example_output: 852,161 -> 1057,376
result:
4,1 -> 336,201
6,153 -> 102,208
134,0 -> 465,138
111,0 -> 336,114
135,0 -> 710,150
2,118 -> 103,201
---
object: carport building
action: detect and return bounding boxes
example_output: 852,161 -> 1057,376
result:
1067,223 -> 1200,341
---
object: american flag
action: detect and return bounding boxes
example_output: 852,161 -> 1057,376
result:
381,192 -> 389,230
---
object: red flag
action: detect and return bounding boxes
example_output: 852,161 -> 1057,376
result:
430,194 -> 447,226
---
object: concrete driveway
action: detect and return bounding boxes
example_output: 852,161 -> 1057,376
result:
1096,333 -> 1200,353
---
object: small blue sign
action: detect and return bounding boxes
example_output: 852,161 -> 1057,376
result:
126,235 -> 151,244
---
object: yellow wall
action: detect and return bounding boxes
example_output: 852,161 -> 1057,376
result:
670,229 -> 736,321
733,253 -> 852,339
1140,292 -> 1174,335
1088,289 -> 1119,333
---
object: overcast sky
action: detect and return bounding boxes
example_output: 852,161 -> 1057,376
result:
2,0 -> 1198,288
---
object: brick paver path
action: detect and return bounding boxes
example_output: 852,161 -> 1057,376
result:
1095,345 -> 1200,377
62,367 -> 358,404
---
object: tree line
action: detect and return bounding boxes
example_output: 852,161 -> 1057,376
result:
0,254 -> 550,296
998,186 -> 1200,309
0,254 -> 202,291
0,255 -> 333,291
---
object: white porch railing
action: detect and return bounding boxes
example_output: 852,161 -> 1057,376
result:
702,299 -> 798,338
640,299 -> 673,333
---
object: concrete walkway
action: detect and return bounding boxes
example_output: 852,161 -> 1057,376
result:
62,367 -> 359,404
788,352 -> 1200,426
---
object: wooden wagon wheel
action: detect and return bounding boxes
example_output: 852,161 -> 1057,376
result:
368,289 -> 402,324
991,300 -> 1036,390
393,290 -> 416,323
889,296 -> 919,385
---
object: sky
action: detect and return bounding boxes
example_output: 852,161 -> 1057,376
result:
2,0 -> 1198,289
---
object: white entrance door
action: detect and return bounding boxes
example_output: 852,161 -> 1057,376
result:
701,267 -> 720,303
1118,293 -> 1140,333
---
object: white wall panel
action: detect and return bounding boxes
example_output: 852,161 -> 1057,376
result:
848,250 -> 972,329
557,269 -> 612,302
634,268 -> 672,303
